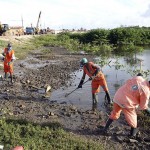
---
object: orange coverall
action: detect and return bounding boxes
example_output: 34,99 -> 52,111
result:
3,48 -> 15,74
83,62 -> 108,93
110,76 -> 150,128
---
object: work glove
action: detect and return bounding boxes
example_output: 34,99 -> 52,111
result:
89,77 -> 92,81
78,79 -> 84,88
89,76 -> 95,81
78,84 -> 82,88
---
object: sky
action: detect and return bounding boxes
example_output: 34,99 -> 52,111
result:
0,0 -> 150,30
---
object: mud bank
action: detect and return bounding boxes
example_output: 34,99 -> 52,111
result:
0,44 -> 149,150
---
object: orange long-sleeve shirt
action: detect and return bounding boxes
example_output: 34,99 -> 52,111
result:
113,76 -> 150,110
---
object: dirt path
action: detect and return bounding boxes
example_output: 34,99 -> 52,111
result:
0,36 -> 150,150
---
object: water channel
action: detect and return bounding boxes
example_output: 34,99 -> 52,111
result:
50,48 -> 150,111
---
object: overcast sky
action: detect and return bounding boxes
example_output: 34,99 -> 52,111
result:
0,0 -> 150,30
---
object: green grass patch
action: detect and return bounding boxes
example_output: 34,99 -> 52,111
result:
14,44 -> 37,59
0,34 -> 114,60
0,119 -> 104,150
0,40 -> 7,49
0,38 -> 37,60
0,66 -> 3,71
13,35 -> 57,59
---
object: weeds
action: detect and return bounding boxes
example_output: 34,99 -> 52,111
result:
0,119 -> 104,150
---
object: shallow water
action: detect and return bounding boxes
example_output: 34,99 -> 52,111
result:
49,49 -> 150,111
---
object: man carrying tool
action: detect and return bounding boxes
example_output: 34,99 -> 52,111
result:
101,73 -> 150,138
78,58 -> 112,109
2,43 -> 15,83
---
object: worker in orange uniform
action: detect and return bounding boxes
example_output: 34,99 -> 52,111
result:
78,58 -> 112,110
101,73 -> 150,137
2,43 -> 15,83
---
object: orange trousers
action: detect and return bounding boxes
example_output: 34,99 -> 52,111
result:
109,103 -> 137,128
91,77 -> 108,94
4,63 -> 13,73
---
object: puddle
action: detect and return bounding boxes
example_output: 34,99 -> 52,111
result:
49,49 -> 150,111
48,69 -> 122,111
38,89 -> 45,94
21,56 -> 62,70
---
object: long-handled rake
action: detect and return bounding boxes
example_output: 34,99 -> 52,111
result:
65,78 -> 90,97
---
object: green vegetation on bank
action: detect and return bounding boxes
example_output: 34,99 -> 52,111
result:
68,26 -> 150,45
0,119 -> 104,150
31,26 -> 149,56
1,26 -> 149,59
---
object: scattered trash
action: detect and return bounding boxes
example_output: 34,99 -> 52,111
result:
45,85 -> 51,93
129,138 -> 138,143
48,111 -> 55,116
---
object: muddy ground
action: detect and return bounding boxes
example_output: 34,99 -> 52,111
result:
0,36 -> 150,150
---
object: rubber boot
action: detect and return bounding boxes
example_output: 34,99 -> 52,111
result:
4,73 -> 8,80
10,74 -> 13,83
101,118 -> 113,135
104,118 -> 113,130
92,93 -> 98,111
130,127 -> 139,138
92,93 -> 98,104
105,91 -> 112,104
92,101 -> 98,111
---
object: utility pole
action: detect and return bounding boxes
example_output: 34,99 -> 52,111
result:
21,15 -> 24,28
